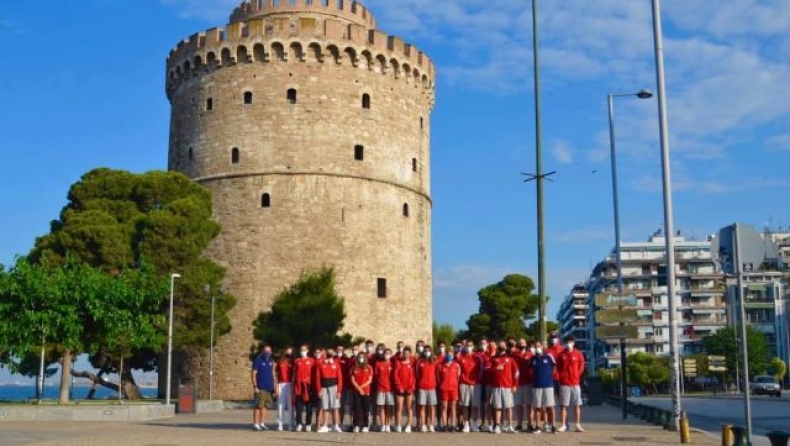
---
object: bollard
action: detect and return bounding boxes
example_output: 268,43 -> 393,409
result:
680,410 -> 691,444
722,425 -> 734,446
730,426 -> 747,446
766,432 -> 790,446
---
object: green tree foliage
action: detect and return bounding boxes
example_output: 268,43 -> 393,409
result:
432,322 -> 459,346
526,320 -> 560,342
703,326 -> 769,379
252,267 -> 353,352
627,351 -> 670,394
465,274 -> 539,341
27,168 -> 236,377
769,357 -> 787,382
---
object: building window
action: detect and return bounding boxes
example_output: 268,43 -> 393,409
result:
287,88 -> 297,104
206,97 -> 213,111
362,93 -> 371,109
231,147 -> 240,164
354,145 -> 364,161
377,278 -> 387,298
412,158 -> 417,172
188,147 -> 193,161
420,117 -> 424,129
243,91 -> 253,104
402,203 -> 409,217
261,193 -> 271,208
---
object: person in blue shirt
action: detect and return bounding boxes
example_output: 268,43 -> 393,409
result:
530,341 -> 556,434
251,345 -> 278,431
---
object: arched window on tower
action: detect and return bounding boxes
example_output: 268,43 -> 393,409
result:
354,145 -> 364,161
243,91 -> 253,105
261,193 -> 271,208
403,203 -> 410,217
362,93 -> 371,109
287,88 -> 297,104
231,147 -> 240,164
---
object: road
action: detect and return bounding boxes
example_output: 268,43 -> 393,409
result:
637,394 -> 790,446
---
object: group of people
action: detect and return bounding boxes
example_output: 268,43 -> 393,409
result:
250,333 -> 586,435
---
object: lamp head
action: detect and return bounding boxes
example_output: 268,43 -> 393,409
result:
636,89 -> 654,99
171,273 -> 181,279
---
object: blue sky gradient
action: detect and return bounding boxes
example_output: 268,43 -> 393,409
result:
1,0 -> 788,344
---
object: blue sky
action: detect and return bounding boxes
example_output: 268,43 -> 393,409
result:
1,0 -> 789,342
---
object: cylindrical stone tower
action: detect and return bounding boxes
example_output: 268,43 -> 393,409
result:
165,0 -> 434,400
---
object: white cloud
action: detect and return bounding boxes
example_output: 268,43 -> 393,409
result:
433,264 -> 514,290
551,140 -> 574,164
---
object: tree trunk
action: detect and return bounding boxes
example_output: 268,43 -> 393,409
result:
58,350 -> 72,405
71,367 -> 143,400
121,366 -> 142,400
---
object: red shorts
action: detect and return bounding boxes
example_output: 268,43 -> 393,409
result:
440,389 -> 459,402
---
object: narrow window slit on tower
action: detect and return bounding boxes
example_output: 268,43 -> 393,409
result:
206,97 -> 213,110
377,278 -> 387,298
412,158 -> 417,172
354,145 -> 364,161
261,193 -> 271,208
287,88 -> 297,104
244,91 -> 253,104
403,203 -> 409,217
231,147 -> 240,164
362,93 -> 371,109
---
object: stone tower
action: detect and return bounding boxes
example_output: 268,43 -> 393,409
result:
165,0 -> 434,400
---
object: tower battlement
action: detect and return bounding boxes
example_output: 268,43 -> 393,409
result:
230,0 -> 376,29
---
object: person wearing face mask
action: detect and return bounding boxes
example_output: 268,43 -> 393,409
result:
415,347 -> 438,432
556,336 -> 585,433
394,341 -> 406,361
393,347 -> 416,433
515,341 -> 536,433
457,340 -> 483,432
488,346 -> 519,434
251,345 -> 278,431
415,340 -> 426,358
350,353 -> 373,433
293,345 -> 315,432
365,340 -> 376,362
276,347 -> 295,431
334,346 -> 353,431
373,347 -> 394,432
546,332 -> 565,396
435,342 -> 447,365
530,341 -> 557,434
315,349 -> 344,433
437,350 -> 461,433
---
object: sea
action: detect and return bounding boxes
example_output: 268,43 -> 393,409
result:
0,384 -> 158,401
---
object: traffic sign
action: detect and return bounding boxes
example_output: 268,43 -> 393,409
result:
595,325 -> 639,339
596,309 -> 640,324
595,293 -> 638,308
708,355 -> 727,372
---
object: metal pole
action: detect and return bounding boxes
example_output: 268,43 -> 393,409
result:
166,273 -> 180,407
210,291 -> 216,401
37,337 -> 45,402
608,93 -> 628,420
650,0 -> 682,431
733,224 -> 753,443
532,0 -> 547,344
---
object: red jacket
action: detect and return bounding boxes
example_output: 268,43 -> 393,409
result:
437,361 -> 461,392
557,349 -> 585,386
416,360 -> 438,390
477,352 -> 492,385
276,359 -> 293,383
315,359 -> 343,394
546,345 -> 565,381
489,355 -> 519,389
458,353 -> 483,385
393,360 -> 416,394
293,357 -> 315,402
374,360 -> 394,393
517,352 -> 534,385
351,365 -> 374,395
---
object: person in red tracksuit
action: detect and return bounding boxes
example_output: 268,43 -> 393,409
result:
350,352 -> 374,433
488,346 -> 519,434
415,348 -> 438,432
293,344 -> 315,432
437,350 -> 461,433
393,347 -> 416,433
457,340 -> 483,432
315,350 -> 344,433
546,332 -> 565,394
373,348 -> 394,432
557,335 -> 586,433
275,347 -> 295,431
516,342 -> 535,432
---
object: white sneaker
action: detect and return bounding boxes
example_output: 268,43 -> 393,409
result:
317,425 -> 330,433
395,425 -> 402,433
333,425 -> 343,433
462,422 -> 470,433
404,425 -> 411,433
362,427 -> 369,433
493,425 -> 501,434
421,425 -> 428,433
575,424 -> 585,433
480,424 -> 490,432
557,425 -> 567,433
428,425 -> 435,433
277,423 -> 283,431
253,424 -> 262,432
295,424 -> 303,432
470,421 -> 479,432
384,425 -> 390,433
305,425 -> 312,432
353,426 -> 360,433
260,424 -> 269,431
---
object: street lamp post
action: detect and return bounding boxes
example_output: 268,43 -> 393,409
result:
607,89 -> 653,420
166,273 -> 181,407
650,0 -> 682,431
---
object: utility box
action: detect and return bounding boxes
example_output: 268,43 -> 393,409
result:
177,382 -> 197,414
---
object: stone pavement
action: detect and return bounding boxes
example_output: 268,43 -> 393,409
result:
2,403 -> 717,446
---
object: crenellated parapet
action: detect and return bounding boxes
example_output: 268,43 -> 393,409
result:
230,0 -> 376,29
165,1 -> 435,105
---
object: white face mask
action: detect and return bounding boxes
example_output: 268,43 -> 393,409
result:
416,345 -> 424,353
529,347 -> 536,355
480,343 -> 488,351
536,348 -> 543,355
300,350 -> 308,358
551,338 -> 559,346
425,351 -> 432,358
384,354 -> 392,361
465,346 -> 473,354
567,342 -> 575,351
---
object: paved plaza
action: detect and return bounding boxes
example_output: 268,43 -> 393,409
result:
2,403 -> 717,446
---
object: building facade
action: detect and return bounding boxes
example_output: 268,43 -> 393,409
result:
556,283 -> 590,355
165,0 -> 435,399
